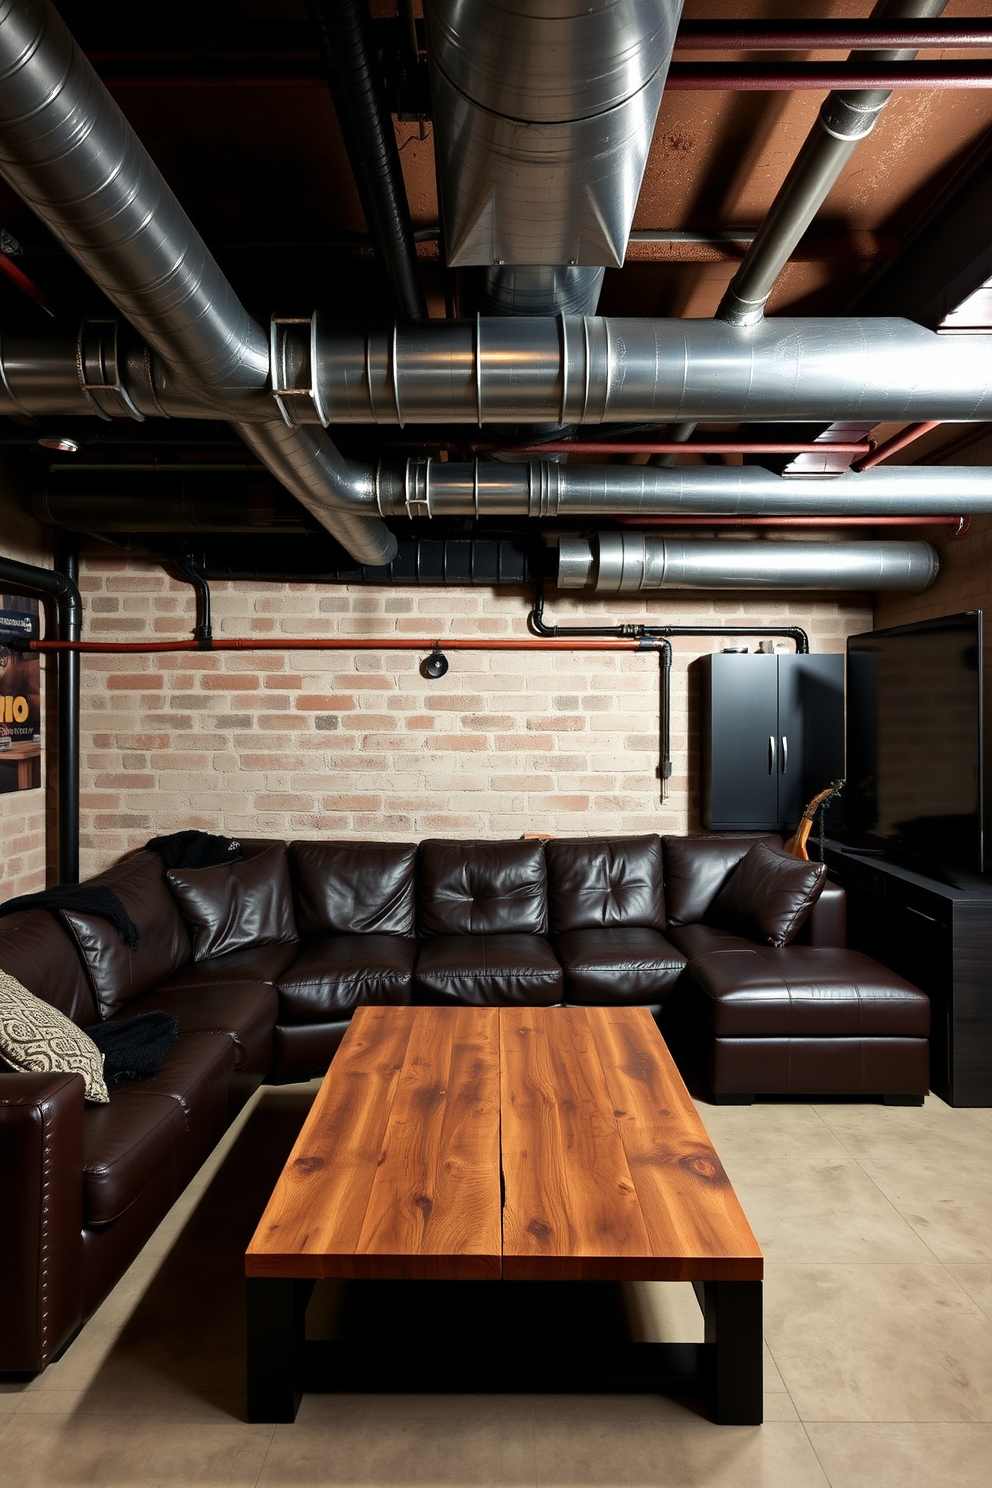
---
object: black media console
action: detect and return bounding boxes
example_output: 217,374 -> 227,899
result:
825,845 -> 992,1107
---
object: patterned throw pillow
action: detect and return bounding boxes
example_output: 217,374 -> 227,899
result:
0,967 -> 109,1102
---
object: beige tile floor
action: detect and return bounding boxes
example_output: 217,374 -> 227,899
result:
2,1083 -> 992,1488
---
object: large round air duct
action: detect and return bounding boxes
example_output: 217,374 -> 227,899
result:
557,534 -> 939,592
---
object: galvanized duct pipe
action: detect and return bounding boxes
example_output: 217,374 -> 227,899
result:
379,461 -> 992,520
275,316 -> 992,427
556,533 -> 938,592
425,0 -> 684,270
0,0 -> 396,566
717,0 -> 950,328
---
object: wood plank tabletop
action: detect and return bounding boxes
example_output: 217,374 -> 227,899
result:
246,1005 -> 502,1280
500,1007 -> 763,1282
246,1004 -> 762,1284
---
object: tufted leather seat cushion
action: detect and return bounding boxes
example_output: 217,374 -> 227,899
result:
555,926 -> 685,1004
277,934 -> 415,1019
547,835 -> 665,932
417,840 -> 548,936
414,933 -> 562,1005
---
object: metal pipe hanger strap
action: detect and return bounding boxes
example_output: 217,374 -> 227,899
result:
275,316 -> 992,427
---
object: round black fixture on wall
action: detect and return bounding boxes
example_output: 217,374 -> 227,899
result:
420,647 -> 449,679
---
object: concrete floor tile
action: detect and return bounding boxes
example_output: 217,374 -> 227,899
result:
766,1263 -> 992,1422
806,1422 -> 992,1488
945,1264 -> 992,1324
762,1393 -> 799,1422
531,1418 -> 829,1487
0,1414 -> 275,1488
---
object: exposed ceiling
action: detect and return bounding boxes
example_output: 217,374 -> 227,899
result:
2,0 -> 991,576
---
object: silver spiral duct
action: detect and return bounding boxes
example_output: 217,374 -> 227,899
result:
557,534 -> 939,593
381,461 -> 992,520
426,0 -> 683,269
274,315 -> 992,427
0,0 -> 396,566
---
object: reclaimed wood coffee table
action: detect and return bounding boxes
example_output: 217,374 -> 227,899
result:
246,1005 -> 763,1424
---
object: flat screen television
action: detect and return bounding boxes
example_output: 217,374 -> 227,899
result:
843,611 -> 984,880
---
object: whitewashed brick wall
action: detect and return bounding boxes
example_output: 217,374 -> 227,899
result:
76,554 -> 872,877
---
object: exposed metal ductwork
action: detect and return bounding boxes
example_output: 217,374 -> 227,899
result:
0,0 -> 397,566
381,461 -> 992,520
425,0 -> 684,270
557,533 -> 939,592
274,315 -> 992,427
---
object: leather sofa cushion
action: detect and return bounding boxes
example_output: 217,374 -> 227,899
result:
277,935 -> 415,1020
705,842 -> 825,947
167,843 -> 298,960
555,927 -> 685,1005
290,841 -> 416,936
662,833 -> 780,926
0,909 -> 98,1025
82,1032 -> 233,1226
418,839 -> 549,936
666,922 -> 751,957
688,946 -> 931,1038
62,852 -> 192,1019
547,835 -> 665,932
126,981 -> 278,1072
414,933 -> 562,1005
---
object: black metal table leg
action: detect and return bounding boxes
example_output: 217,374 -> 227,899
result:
246,1277 -> 312,1423
702,1280 -> 763,1424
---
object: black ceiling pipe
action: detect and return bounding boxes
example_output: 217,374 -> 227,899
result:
0,549 -> 81,883
306,0 -> 428,323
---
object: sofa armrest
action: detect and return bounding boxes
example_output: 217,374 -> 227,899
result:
805,881 -> 846,948
0,1071 -> 85,1372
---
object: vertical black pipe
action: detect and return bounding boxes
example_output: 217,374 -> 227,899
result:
307,0 -> 428,322
0,551 -> 82,883
57,541 -> 80,882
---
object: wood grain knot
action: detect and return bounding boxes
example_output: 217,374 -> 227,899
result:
526,1218 -> 552,1244
293,1156 -> 325,1175
415,1193 -> 433,1219
681,1153 -> 723,1182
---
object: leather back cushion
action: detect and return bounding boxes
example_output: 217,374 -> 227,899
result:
61,852 -> 192,1019
289,841 -> 416,936
662,833 -> 781,926
705,840 -> 827,948
167,843 -> 298,961
418,840 -> 548,936
546,835 -> 664,933
0,909 -> 98,1025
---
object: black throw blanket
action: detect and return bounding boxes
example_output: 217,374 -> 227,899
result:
86,1011 -> 180,1087
0,885 -> 140,948
145,830 -> 242,871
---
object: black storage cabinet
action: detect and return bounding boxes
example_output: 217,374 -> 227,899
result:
698,652 -> 844,832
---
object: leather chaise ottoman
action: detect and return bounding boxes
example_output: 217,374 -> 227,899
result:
687,944 -> 931,1104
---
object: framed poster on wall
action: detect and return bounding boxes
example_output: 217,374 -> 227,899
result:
0,593 -> 42,794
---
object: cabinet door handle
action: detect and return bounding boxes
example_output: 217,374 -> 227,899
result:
781,734 -> 788,774
768,735 -> 776,774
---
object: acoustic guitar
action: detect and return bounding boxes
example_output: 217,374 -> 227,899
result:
782,779 -> 845,860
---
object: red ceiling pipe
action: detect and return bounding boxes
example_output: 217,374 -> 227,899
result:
851,422 -> 941,472
466,441 -> 874,456
673,22 -> 992,51
97,63 -> 992,91
0,252 -> 56,316
27,636 -> 653,655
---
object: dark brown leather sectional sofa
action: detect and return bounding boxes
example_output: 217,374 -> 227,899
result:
0,831 -> 929,1375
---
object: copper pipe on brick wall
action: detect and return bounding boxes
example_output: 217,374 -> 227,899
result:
27,637 -> 658,654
